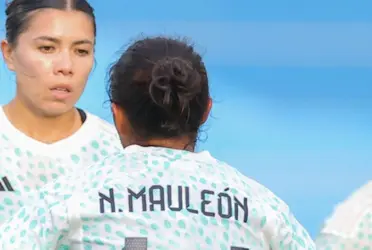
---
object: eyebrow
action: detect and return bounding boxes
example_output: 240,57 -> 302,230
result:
33,36 -> 93,45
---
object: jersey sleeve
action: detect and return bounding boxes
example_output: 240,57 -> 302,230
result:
316,182 -> 372,250
316,233 -> 357,249
270,207 -> 316,249
0,157 -> 109,249
0,191 -> 70,249
0,166 -> 87,249
315,210 -> 372,249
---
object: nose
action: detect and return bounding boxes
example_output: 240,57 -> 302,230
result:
54,51 -> 73,76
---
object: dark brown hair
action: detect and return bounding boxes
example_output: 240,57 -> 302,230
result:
108,36 -> 210,142
5,0 -> 96,46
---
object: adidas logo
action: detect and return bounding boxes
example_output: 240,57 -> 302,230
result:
0,176 -> 14,191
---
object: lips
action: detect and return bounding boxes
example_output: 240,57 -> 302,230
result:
50,84 -> 72,92
51,87 -> 69,92
50,85 -> 73,100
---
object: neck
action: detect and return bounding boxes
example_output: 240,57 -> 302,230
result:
4,98 -> 82,144
136,136 -> 196,151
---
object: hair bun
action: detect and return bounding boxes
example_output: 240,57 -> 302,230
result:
149,57 -> 202,115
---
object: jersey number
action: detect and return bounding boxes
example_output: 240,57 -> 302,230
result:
123,237 -> 249,249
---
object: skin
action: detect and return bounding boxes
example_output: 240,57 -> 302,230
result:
111,99 -> 213,150
1,9 -> 95,143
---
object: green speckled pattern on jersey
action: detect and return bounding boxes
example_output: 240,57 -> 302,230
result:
316,182 -> 372,250
0,119 -> 122,225
316,213 -> 372,250
0,146 -> 315,249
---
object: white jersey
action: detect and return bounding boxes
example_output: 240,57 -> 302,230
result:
0,107 -> 122,224
316,181 -> 372,249
0,145 -> 315,250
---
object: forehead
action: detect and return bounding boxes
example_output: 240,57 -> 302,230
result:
20,8 -> 95,42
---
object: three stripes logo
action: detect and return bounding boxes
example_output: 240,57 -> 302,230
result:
0,176 -> 14,191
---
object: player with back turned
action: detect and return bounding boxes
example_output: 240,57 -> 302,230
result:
0,36 -> 316,249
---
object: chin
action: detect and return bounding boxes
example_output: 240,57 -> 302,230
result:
40,103 -> 75,118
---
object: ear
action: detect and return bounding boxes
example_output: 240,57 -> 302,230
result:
111,103 -> 125,134
201,98 -> 212,125
1,40 -> 15,71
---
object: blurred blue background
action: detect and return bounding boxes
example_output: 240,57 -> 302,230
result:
1,0 -> 372,236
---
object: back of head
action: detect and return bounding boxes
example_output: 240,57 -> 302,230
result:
108,36 -> 210,145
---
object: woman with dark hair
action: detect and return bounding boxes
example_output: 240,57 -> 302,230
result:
0,36 -> 315,249
0,0 -> 121,224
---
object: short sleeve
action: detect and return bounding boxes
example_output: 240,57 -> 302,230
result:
270,208 -> 316,249
316,211 -> 372,249
316,233 -> 354,249
0,191 -> 70,249
316,182 -> 372,250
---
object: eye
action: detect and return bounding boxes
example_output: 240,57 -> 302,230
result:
76,49 -> 90,56
38,46 -> 55,53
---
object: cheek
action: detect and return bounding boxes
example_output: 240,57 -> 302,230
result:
75,57 -> 94,86
14,51 -> 53,79
14,53 -> 51,98
81,57 -> 94,78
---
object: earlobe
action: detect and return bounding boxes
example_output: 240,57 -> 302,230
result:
1,40 -> 15,71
